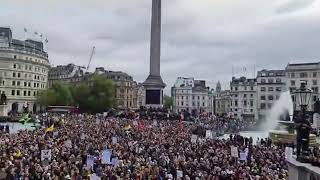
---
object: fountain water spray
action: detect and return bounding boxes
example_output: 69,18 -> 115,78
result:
261,91 -> 293,131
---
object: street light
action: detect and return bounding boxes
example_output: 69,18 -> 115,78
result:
293,81 -> 313,163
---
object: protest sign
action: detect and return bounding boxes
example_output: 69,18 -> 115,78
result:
240,152 -> 247,161
64,140 -> 72,148
112,137 -> 117,144
191,135 -> 198,143
177,170 -> 183,178
285,147 -> 293,160
101,150 -> 111,164
231,146 -> 238,158
41,150 -> 52,161
205,130 -> 213,139
86,155 -> 95,170
111,158 -> 119,167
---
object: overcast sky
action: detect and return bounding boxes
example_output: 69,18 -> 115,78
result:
1,0 -> 320,94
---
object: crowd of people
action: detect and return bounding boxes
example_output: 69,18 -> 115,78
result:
0,110 -> 290,180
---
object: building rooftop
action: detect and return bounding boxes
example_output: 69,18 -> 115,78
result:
49,64 -> 84,79
257,69 -> 285,77
231,76 -> 256,85
0,27 -> 48,59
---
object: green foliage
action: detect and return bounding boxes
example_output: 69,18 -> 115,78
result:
71,75 -> 116,113
37,75 -> 115,113
163,95 -> 173,109
37,82 -> 74,106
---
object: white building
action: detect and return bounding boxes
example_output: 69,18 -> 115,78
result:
230,77 -> 258,120
256,69 -> 286,119
0,27 -> 50,113
215,81 -> 231,116
285,62 -> 320,111
137,83 -> 145,108
172,77 -> 213,114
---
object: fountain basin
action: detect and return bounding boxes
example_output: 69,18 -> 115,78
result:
269,130 -> 318,146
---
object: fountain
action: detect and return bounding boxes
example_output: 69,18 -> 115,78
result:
264,91 -> 317,145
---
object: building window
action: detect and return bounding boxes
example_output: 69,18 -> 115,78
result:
203,96 -> 205,100
181,96 -> 184,100
312,87 -> 319,93
28,82 -> 31,87
267,103 -> 272,109
25,65 -> 28,70
28,91 -> 31,96
24,82 -> 27,87
23,91 -> 26,96
313,72 -> 317,78
33,91 -> 36,96
13,55 -> 17,59
17,81 -> 20,86
261,79 -> 266,83
13,72 -> 16,77
192,96 -> 194,100
244,86 -> 247,91
235,109 -> 238,112
289,87 -> 296,93
261,96 -> 266,100
250,94 -> 253,98
250,100 -> 253,107
243,94 -> 247,98
268,79 -> 274,83
11,90 -> 15,95
12,81 -> 15,86
261,87 -> 266,92
276,87 -> 281,92
234,94 -> 238,98
13,64 -> 17,68
291,73 -> 295,78
181,102 -> 184,106
291,80 -> 295,86
29,66 -> 32,71
17,73 -> 20,78
261,73 -> 266,77
276,78 -> 281,83
250,86 -> 254,91
243,100 -> 247,106
268,87 -> 274,91
250,109 -> 253,112
260,103 -> 266,109
235,87 -> 238,91
34,83 -> 36,87
235,100 -> 238,107
300,72 -> 308,78
198,96 -> 200,100
268,95 -> 274,100
203,102 -> 205,106
313,95 -> 317,102
313,80 -> 317,86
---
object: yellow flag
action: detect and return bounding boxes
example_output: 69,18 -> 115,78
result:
45,124 -> 54,133
14,150 -> 23,157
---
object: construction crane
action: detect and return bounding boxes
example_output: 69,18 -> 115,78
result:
86,46 -> 95,72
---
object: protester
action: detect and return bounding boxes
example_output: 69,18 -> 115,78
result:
0,112 -> 288,179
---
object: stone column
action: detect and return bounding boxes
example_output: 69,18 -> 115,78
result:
149,0 -> 161,77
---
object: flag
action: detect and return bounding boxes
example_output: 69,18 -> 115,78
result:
19,114 -> 32,124
14,150 -> 23,158
24,28 -> 27,32
45,125 -> 55,133
45,38 -> 48,43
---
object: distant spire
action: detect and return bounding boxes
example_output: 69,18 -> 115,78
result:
216,81 -> 221,92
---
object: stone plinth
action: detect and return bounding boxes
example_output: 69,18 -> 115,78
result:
0,105 -> 8,117
287,158 -> 320,180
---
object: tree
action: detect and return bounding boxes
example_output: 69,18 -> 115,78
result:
163,95 -> 173,110
37,81 -> 74,106
72,75 -> 116,113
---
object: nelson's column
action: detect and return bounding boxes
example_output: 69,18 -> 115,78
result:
143,0 -> 166,107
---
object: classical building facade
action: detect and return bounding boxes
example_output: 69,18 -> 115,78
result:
215,81 -> 231,116
172,77 -> 214,114
0,27 -> 50,113
285,62 -> 320,111
256,69 -> 286,119
230,77 -> 258,120
94,67 -> 137,109
48,63 -> 84,87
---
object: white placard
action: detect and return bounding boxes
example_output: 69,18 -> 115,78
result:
153,121 -> 157,126
90,174 -> 101,180
133,120 -> 138,126
191,135 -> 198,143
285,147 -> 293,160
41,150 -> 52,161
53,131 -> 59,137
103,112 -> 108,117
112,137 -> 117,144
205,130 -> 212,139
87,155 -> 95,170
101,150 -> 112,164
231,146 -> 238,158
177,170 -> 183,178
64,140 -> 72,148
80,133 -> 86,140
239,152 -> 247,161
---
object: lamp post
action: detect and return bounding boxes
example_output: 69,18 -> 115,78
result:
293,81 -> 313,163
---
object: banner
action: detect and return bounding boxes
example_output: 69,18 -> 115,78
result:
41,150 -> 52,161
231,146 -> 238,158
111,158 -> 119,167
101,150 -> 111,164
205,130 -> 213,139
